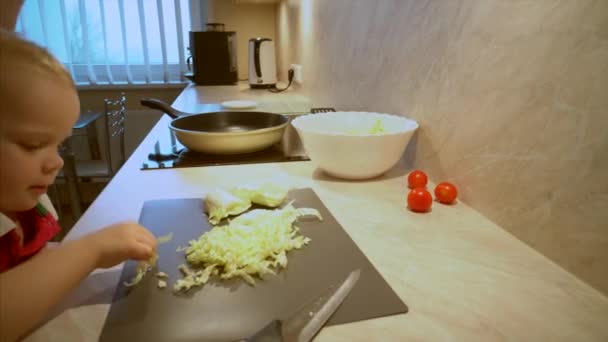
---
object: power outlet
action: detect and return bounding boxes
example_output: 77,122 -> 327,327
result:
291,64 -> 303,84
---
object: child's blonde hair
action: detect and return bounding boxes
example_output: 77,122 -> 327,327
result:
0,29 -> 75,91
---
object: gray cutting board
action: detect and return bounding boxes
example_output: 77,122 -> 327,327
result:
99,188 -> 408,342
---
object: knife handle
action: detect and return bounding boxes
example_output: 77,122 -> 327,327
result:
244,320 -> 283,342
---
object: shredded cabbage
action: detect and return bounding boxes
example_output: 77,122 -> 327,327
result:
174,202 -> 322,292
173,264 -> 218,292
346,119 -> 386,135
124,233 -> 173,288
124,253 -> 157,287
157,233 -> 174,244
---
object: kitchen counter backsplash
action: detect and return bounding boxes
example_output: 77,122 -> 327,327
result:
276,0 -> 608,295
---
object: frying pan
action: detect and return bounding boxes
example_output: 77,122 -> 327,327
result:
141,98 -> 289,154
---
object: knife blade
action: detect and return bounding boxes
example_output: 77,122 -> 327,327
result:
245,269 -> 361,342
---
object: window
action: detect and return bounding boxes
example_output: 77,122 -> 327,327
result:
16,0 -> 204,86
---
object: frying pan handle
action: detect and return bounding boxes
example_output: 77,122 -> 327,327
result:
140,98 -> 189,119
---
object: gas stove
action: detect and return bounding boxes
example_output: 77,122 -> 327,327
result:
140,108 -> 335,170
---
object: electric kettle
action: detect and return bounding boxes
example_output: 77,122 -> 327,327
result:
248,38 -> 277,89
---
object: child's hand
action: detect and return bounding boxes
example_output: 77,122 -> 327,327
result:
83,221 -> 157,269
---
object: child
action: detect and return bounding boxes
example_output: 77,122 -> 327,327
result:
0,30 -> 157,341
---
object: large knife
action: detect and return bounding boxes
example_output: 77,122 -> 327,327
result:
244,269 -> 361,342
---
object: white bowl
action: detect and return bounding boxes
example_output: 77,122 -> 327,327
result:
291,111 -> 419,179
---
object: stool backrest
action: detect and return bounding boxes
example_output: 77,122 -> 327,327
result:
103,93 -> 127,175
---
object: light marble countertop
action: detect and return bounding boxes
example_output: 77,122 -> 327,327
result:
26,83 -> 608,341
171,82 -> 312,114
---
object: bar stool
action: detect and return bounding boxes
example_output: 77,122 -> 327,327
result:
52,93 -> 127,220
74,94 -> 127,181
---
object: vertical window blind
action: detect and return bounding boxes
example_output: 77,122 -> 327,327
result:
15,0 -> 198,86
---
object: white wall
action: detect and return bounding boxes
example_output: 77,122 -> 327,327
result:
207,0 -> 277,80
276,0 -> 608,294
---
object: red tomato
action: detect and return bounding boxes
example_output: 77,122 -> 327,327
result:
407,187 -> 433,212
434,182 -> 458,204
407,170 -> 428,189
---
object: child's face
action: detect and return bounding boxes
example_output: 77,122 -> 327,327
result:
0,75 -> 79,214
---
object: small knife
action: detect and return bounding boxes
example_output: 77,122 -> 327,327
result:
244,269 -> 361,342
